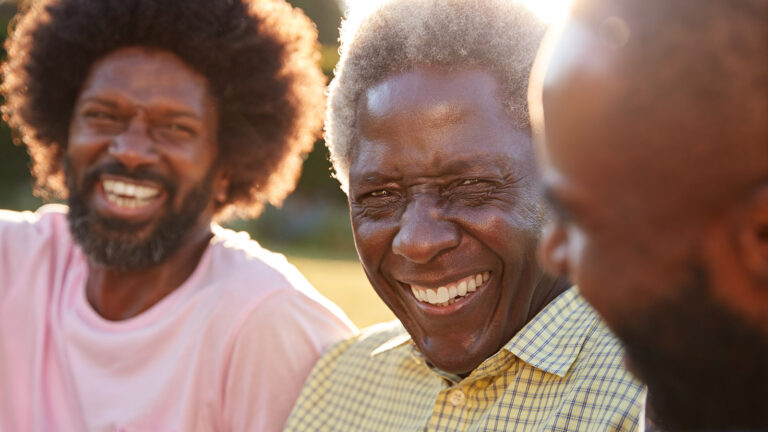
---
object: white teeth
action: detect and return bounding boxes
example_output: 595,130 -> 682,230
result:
102,179 -> 161,210
437,287 -> 449,303
125,184 -> 137,197
410,272 -> 490,306
102,179 -> 160,200
426,289 -> 438,303
458,281 -> 467,296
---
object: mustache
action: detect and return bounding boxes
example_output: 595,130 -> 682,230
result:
80,161 -> 177,197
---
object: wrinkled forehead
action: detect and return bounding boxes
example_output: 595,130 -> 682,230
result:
356,66 -> 508,126
353,67 -> 532,155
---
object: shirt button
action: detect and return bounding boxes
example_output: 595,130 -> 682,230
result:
449,389 -> 466,406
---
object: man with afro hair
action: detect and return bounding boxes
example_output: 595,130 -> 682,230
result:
0,0 -> 355,430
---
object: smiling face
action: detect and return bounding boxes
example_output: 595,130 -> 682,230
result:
66,47 -> 222,269
349,66 -> 562,375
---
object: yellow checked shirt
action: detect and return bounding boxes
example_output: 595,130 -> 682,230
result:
285,288 -> 645,431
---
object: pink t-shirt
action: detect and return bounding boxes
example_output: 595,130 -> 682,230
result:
0,205 -> 357,432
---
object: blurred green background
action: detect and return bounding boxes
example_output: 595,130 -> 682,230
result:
0,0 -> 395,328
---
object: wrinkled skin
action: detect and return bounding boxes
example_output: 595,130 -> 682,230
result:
349,66 -> 568,375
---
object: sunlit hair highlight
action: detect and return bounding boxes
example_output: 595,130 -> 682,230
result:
1,0 -> 325,218
327,0 -> 546,193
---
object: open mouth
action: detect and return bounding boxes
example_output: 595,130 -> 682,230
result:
100,177 -> 163,209
409,272 -> 490,307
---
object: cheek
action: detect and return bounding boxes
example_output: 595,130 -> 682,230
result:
67,128 -> 108,170
460,205 -> 541,261
351,218 -> 396,268
164,145 -> 215,179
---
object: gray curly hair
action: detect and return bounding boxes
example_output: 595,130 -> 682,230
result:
327,0 -> 547,193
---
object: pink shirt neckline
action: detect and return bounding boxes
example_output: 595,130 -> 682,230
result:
73,241 -> 214,332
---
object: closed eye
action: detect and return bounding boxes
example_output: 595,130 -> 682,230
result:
156,121 -> 199,139
83,110 -> 119,121
442,178 -> 498,205
352,188 -> 402,219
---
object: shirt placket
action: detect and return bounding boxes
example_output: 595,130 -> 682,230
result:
425,352 -> 513,432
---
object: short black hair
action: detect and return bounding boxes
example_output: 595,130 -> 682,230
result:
2,0 -> 326,218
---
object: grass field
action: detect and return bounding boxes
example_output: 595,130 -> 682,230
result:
288,256 -> 396,329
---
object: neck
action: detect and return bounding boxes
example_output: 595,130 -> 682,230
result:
85,224 -> 213,321
527,272 -> 572,322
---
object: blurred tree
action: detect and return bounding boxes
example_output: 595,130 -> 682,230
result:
0,3 -> 40,210
288,0 -> 343,45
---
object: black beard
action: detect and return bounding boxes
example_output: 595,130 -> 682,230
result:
66,160 -> 214,271
614,264 -> 768,431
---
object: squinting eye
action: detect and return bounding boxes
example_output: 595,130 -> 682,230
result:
459,178 -> 479,186
84,111 -> 118,121
370,190 -> 390,197
165,123 -> 193,133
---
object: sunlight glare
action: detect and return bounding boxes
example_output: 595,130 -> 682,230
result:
516,0 -> 574,23
342,0 -> 574,23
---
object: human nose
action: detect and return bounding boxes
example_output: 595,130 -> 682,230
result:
392,196 -> 460,264
108,112 -> 159,170
538,221 -> 570,277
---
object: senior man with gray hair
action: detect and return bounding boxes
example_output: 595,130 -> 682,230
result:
285,1 -> 645,430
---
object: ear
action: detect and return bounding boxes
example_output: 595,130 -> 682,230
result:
538,221 -> 571,278
213,172 -> 230,205
736,184 -> 768,281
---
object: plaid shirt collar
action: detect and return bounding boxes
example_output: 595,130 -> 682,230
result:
370,287 -> 597,382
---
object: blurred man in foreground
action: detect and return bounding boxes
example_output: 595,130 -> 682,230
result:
286,1 -> 644,430
531,0 -> 768,429
0,0 -> 355,430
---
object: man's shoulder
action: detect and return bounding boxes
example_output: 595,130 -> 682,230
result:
342,320 -> 409,355
0,205 -> 73,260
285,320 -> 422,431
0,205 -> 78,301
309,320 -> 410,376
0,204 -> 69,234
196,225 -> 354,331
204,225 -> 313,297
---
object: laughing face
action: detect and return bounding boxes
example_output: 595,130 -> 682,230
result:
349,66 -> 561,375
66,47 -> 221,269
